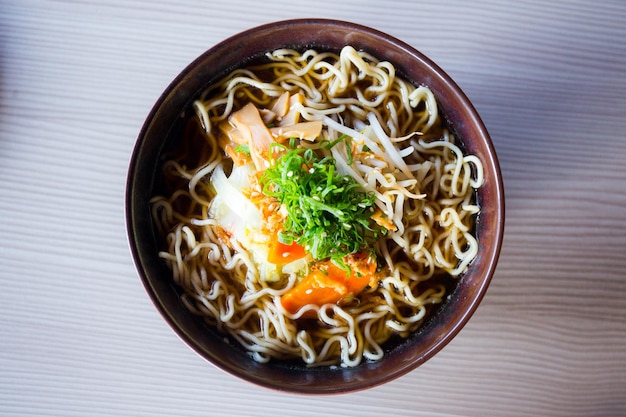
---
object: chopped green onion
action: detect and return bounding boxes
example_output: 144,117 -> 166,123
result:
260,145 -> 384,264
234,144 -> 250,156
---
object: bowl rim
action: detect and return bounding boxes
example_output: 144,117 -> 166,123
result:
126,18 -> 505,394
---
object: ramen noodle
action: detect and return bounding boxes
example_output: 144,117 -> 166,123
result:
151,46 -> 483,367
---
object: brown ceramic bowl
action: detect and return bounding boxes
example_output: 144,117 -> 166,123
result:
126,19 -> 504,394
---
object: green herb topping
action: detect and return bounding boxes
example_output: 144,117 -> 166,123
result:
234,144 -> 250,156
260,142 -> 385,264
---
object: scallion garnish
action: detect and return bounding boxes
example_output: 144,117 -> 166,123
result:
260,144 -> 384,265
234,144 -> 250,156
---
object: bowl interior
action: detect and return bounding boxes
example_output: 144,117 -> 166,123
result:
126,18 -> 504,394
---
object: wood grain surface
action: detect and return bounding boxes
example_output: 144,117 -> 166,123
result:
1,1 -> 625,416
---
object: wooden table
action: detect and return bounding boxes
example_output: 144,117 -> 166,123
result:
1,1 -> 625,415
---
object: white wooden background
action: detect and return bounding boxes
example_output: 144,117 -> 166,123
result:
1,1 -> 625,416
